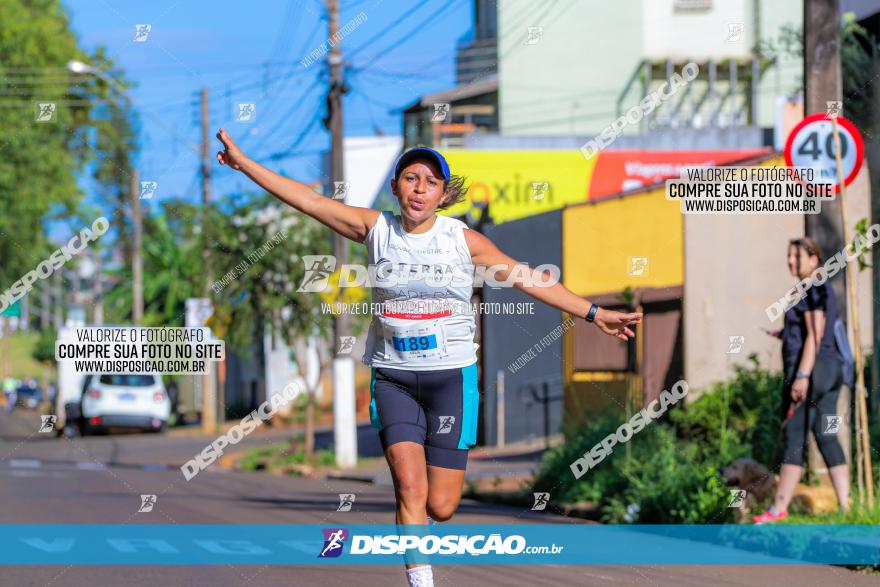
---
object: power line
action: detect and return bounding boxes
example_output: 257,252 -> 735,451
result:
347,0 -> 461,63
248,75 -> 324,157
263,101 -> 326,162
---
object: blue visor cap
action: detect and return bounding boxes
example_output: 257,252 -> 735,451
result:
394,147 -> 451,182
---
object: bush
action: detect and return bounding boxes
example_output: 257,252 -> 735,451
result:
670,355 -> 783,466
532,357 -> 784,524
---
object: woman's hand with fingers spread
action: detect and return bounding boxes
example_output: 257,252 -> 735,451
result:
594,308 -> 642,342
216,127 -> 248,171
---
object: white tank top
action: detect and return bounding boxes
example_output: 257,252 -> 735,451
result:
362,211 -> 478,371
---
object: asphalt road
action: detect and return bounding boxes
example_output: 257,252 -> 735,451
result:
0,409 -> 877,587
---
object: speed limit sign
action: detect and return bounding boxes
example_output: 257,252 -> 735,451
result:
784,113 -> 864,193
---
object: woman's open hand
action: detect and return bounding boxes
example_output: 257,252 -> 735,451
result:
216,127 -> 248,171
594,308 -> 642,342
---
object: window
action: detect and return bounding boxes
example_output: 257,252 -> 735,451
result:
98,374 -> 156,387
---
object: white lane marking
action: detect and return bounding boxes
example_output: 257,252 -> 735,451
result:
9,459 -> 40,468
10,470 -> 68,478
75,462 -> 107,470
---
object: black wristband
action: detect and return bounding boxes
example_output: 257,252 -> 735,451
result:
585,303 -> 599,322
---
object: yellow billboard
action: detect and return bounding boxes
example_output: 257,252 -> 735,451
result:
440,150 -> 597,223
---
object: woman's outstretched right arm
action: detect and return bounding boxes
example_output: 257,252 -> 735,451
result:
216,127 -> 380,243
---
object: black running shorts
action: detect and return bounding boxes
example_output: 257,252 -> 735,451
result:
369,363 -> 479,470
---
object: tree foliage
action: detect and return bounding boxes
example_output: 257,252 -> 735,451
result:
0,0 -> 113,286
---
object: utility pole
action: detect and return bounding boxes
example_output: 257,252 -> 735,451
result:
40,281 -> 49,330
200,86 -> 218,434
804,0 -> 846,309
326,0 -> 357,468
131,168 -> 143,324
92,245 -> 104,325
53,270 -> 63,329
803,0 -> 855,489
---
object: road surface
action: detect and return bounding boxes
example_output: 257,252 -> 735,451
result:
0,410 -> 876,586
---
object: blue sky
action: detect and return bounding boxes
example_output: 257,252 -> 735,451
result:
63,0 -> 472,208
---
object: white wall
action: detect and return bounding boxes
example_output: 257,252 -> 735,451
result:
498,0 -> 645,136
498,0 -> 803,135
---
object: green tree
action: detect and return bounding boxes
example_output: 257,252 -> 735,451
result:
206,195 -> 336,353
0,0 -> 112,286
103,200 -> 201,326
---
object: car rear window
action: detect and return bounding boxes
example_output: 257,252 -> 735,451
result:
98,374 -> 156,387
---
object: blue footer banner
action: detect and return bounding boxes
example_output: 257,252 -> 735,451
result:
0,524 -> 878,565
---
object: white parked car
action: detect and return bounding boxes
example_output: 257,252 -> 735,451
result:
80,374 -> 170,434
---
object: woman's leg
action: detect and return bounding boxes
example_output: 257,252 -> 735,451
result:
774,464 -> 804,512
385,440 -> 431,579
828,464 -> 851,512
772,380 -> 810,513
426,464 -> 466,522
810,357 -> 850,511
386,441 -> 429,526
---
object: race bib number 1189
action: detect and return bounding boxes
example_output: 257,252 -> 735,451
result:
384,323 -> 447,361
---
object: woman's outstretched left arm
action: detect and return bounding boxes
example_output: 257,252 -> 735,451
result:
464,229 -> 641,341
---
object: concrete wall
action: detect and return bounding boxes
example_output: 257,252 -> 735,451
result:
643,0 -> 752,60
682,157 -> 873,392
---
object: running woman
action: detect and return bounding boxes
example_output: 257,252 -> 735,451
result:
216,129 -> 641,586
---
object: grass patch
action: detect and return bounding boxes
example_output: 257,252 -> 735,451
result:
780,498 -> 880,524
238,440 -> 335,473
2,332 -> 46,379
